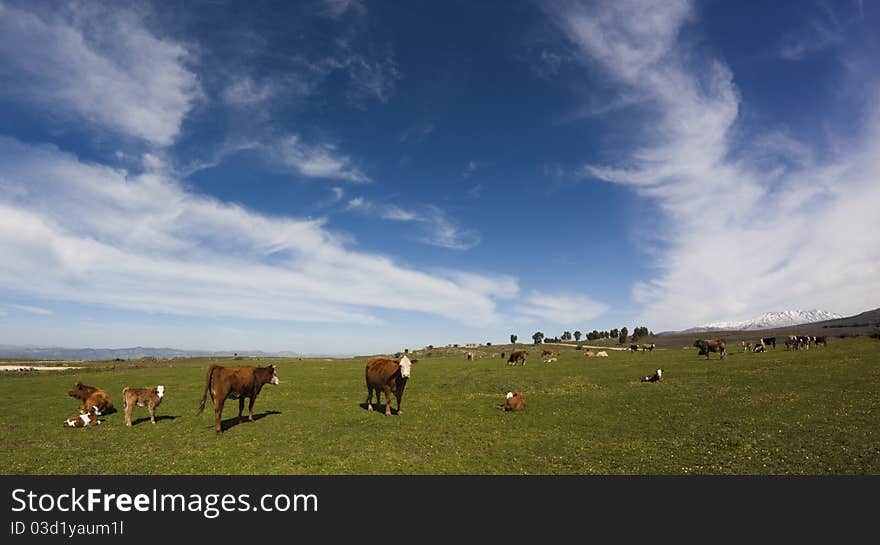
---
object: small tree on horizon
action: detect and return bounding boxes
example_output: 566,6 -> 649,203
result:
510,334 -> 518,344
610,328 -> 619,339
561,331 -> 572,341
532,331 -> 545,344
574,331 -> 582,341
619,327 -> 629,344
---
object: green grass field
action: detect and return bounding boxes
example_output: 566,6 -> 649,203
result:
2,337 -> 878,474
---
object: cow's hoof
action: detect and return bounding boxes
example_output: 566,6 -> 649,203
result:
397,411 -> 403,416
385,412 -> 391,417
367,404 -> 373,411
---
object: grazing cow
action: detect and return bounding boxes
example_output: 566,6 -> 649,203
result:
197,365 -> 279,433
785,337 -> 798,351
796,335 -> 811,350
497,391 -> 525,412
122,385 -> 165,427
507,350 -> 527,366
754,342 -> 767,353
364,355 -> 413,416
584,350 -> 596,358
813,335 -> 828,347
68,381 -> 116,416
761,337 -> 777,349
596,351 -> 609,357
63,406 -> 103,428
466,351 -> 475,361
542,349 -> 555,357
742,341 -> 753,352
693,339 -> 727,360
630,344 -> 640,352
639,343 -> 656,352
641,369 -> 663,383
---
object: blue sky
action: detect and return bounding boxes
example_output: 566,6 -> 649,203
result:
1,0 -> 878,355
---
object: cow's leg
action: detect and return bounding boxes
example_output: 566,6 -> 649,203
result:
149,403 -> 156,424
239,397 -> 245,422
383,385 -> 393,416
124,401 -> 133,428
394,389 -> 404,416
213,396 -> 224,434
366,386 -> 374,411
248,396 -> 256,422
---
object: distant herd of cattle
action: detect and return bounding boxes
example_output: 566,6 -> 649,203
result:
59,333 -> 830,432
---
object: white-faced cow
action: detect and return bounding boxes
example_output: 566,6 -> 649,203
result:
365,355 -> 413,416
197,365 -> 279,433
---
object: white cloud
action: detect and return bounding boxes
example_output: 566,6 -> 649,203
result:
381,205 -> 417,221
344,198 -> 479,250
0,3 -> 200,146
331,187 -> 345,201
550,0 -> 880,330
268,135 -> 371,183
515,291 -> 609,325
8,304 -> 53,316
0,137 -> 518,327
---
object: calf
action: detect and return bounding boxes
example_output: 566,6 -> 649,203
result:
754,342 -> 767,353
596,351 -> 609,357
584,350 -> 596,358
544,357 -> 557,363
742,341 -> 753,352
466,351 -> 475,361
197,365 -> 280,433
641,369 -> 663,383
542,349 -> 555,357
693,339 -> 727,360
63,406 -> 103,428
365,356 -> 413,416
122,385 -> 165,427
507,350 -> 527,366
497,391 -> 525,412
68,381 -> 116,416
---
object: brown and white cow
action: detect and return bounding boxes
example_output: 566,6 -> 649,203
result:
122,385 -> 165,427
197,365 -> 279,433
813,335 -> 828,347
365,355 -> 413,416
497,391 -> 525,412
68,381 -> 116,416
641,369 -> 663,382
63,406 -> 103,428
466,351 -> 475,361
742,341 -> 753,352
542,349 -> 555,357
584,350 -> 596,358
693,339 -> 726,360
507,350 -> 527,366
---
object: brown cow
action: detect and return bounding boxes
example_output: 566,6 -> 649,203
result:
68,381 -> 116,416
497,391 -> 525,412
365,355 -> 413,416
584,350 -> 596,358
122,385 -> 165,427
197,365 -> 279,433
507,350 -> 527,366
693,339 -> 726,360
542,349 -> 555,357
813,335 -> 828,347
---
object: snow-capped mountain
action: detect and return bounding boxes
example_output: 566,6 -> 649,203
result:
686,310 -> 843,332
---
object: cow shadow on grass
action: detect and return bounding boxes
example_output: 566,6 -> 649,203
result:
358,403 -> 400,415
219,410 -> 282,432
129,415 -> 179,427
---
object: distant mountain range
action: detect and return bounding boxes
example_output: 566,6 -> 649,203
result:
0,345 -> 302,361
680,309 -> 843,333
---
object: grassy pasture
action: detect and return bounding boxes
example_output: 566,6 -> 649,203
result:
1,337 -> 878,474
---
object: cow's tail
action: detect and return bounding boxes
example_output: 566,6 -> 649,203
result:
197,366 -> 219,415
122,387 -> 129,409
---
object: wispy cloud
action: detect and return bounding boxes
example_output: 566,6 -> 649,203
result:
268,135 -> 371,183
7,304 -> 53,316
0,3 -> 200,147
345,198 -> 480,250
462,160 -> 478,178
515,291 -> 609,325
0,137 -> 516,326
549,0 -> 880,329
776,4 -> 846,61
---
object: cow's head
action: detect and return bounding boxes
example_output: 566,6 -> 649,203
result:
267,365 -> 280,385
156,385 -> 165,398
398,355 -> 412,379
68,381 -> 90,400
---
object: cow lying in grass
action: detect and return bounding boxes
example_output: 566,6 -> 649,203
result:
596,351 -> 609,357
123,385 -> 165,427
68,381 -> 116,416
63,406 -> 103,428
497,392 -> 525,412
641,369 -> 663,382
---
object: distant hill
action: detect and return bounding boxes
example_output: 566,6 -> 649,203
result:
0,345 -> 302,361
682,310 -> 842,333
